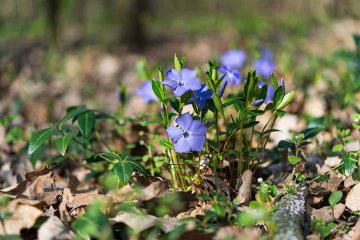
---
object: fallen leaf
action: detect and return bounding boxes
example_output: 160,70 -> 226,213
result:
345,184 -> 360,212
235,169 -> 252,205
311,203 -> 345,221
344,176 -> 356,188
137,180 -> 169,201
214,226 -> 261,240
310,178 -> 343,196
67,193 -> 111,209
38,216 -> 74,240
0,199 -> 44,235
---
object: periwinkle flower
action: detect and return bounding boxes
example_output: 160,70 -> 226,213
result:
166,112 -> 207,153
251,81 -> 275,106
254,50 -> 275,79
189,84 -> 213,109
220,49 -> 247,69
218,66 -> 242,86
162,68 -> 201,96
135,80 -> 158,103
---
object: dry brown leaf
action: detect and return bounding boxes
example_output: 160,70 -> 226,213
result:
0,199 -> 44,235
311,203 -> 345,221
38,216 -> 74,240
59,188 -> 74,222
0,168 -> 53,197
214,226 -> 261,240
202,175 -> 231,198
310,177 -> 343,196
31,190 -> 63,205
306,234 -> 321,240
137,180 -> 169,201
110,211 -> 192,234
109,212 -> 159,232
235,169 -> 252,205
345,184 -> 360,212
344,176 -> 356,188
67,192 -> 112,209
351,219 -> 360,240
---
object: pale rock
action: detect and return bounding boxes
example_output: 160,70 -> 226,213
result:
345,184 -> 360,212
324,156 -> 342,168
303,96 -> 326,117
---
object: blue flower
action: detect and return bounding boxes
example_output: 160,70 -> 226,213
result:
217,67 -> 242,97
189,84 -> 213,109
162,68 -> 201,96
253,50 -> 275,79
218,66 -> 242,86
135,80 -> 158,103
166,113 -> 207,153
220,49 -> 246,69
251,81 -> 274,106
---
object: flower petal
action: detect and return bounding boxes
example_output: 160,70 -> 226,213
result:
166,69 -> 181,81
176,112 -> 193,130
188,135 -> 205,152
174,137 -> 191,153
189,120 -> 207,135
264,85 -> 275,103
180,68 -> 197,79
161,80 -> 177,89
166,126 -> 183,143
173,86 -> 189,96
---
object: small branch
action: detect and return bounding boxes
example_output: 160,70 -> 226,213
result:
273,183 -> 308,240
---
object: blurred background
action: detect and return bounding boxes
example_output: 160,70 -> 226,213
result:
1,0 -> 360,127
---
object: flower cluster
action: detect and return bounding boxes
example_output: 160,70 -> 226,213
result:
135,49 -> 283,154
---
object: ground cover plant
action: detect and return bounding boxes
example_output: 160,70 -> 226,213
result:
1,2 -> 360,240
1,42 -> 360,239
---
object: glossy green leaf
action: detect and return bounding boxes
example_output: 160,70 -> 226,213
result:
54,132 -> 74,156
332,144 -> 343,153
159,139 -> 173,150
78,111 -> 96,139
288,155 -> 301,165
151,78 -> 166,102
339,153 -> 357,176
113,161 -> 133,185
28,128 -> 55,154
174,53 -> 182,71
59,106 -> 88,130
328,191 -> 343,206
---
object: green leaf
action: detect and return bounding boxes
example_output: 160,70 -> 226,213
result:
174,53 -> 182,71
328,191 -> 343,206
302,127 -> 323,140
332,144 -> 343,153
151,78 -> 166,102
288,155 -> 302,165
54,132 -> 74,156
276,90 -> 295,110
113,161 -> 133,185
58,106 -> 88,130
180,90 -> 193,105
273,86 -> 285,108
139,120 -> 162,127
78,111 -> 96,139
278,140 -> 295,149
127,158 -> 148,176
28,128 -> 55,154
159,139 -> 173,150
339,153 -> 357,176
